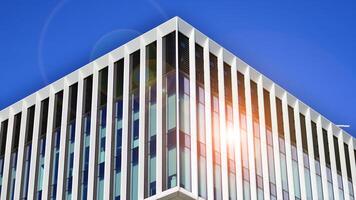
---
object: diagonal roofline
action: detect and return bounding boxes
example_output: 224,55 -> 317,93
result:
0,16 -> 354,146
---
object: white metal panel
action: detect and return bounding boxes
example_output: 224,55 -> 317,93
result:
269,84 -> 283,199
217,48 -> 229,200
338,131 -> 350,200
41,87 -> 56,199
71,71 -> 84,200
189,29 -> 199,196
204,38 -> 214,200
244,68 -> 257,199
13,102 -> 28,200
316,116 -> 331,199
327,124 -> 341,200
103,55 -> 115,200
138,37 -> 146,200
27,94 -> 43,200
281,93 -> 296,199
56,79 -> 70,199
293,101 -> 307,200
156,28 -> 164,194
0,108 -> 15,200
120,46 -> 130,199
305,109 -> 319,199
87,64 -> 99,200
231,57 -> 244,200
256,75 -> 271,199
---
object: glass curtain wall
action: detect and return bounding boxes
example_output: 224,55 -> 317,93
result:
35,98 -> 49,199
49,91 -> 63,200
144,42 -> 157,198
263,90 -> 277,199
64,83 -> 78,199
333,136 -> 344,199
323,129 -> 334,200
344,143 -> 354,199
275,97 -> 289,199
250,81 -> 264,199
162,32 -> 177,190
237,72 -> 250,200
21,106 -> 35,199
178,33 -> 191,191
210,53 -> 222,200
288,106 -> 301,200
195,44 -> 207,199
96,67 -> 108,199
0,120 -> 8,197
311,121 -> 323,200
8,112 -> 22,200
113,59 -> 124,200
224,63 -> 237,200
79,76 -> 93,199
128,50 -> 140,200
299,114 -> 312,199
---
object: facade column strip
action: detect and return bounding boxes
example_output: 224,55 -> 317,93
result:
0,109 -> 15,200
349,139 -> 356,197
231,58 -> 244,200
104,55 -> 115,200
87,64 -> 99,200
56,79 -> 70,199
281,93 -> 296,199
189,29 -> 199,196
338,131 -> 351,200
305,109 -> 320,199
204,39 -> 214,200
269,84 -> 283,199
316,116 -> 331,199
327,123 -> 341,200
257,75 -> 271,199
294,101 -> 307,199
217,49 -> 229,200
13,102 -> 28,199
120,47 -> 130,199
27,94 -> 43,200
72,72 -> 84,200
41,87 -> 56,199
244,67 -> 257,199
137,37 -> 146,200
156,28 -> 163,194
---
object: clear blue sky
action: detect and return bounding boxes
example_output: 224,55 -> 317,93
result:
0,1 -> 355,136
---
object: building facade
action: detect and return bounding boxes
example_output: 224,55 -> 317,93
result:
0,17 -> 355,200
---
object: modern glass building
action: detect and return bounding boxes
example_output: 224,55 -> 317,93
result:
0,17 -> 355,200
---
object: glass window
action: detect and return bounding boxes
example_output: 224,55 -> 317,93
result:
64,83 -> 78,200
80,75 -> 92,200
178,33 -> 191,191
34,98 -> 49,199
225,63 -> 237,200
276,98 -> 288,196
238,72 -> 250,199
250,80 -> 263,199
144,42 -> 157,198
113,59 -> 124,200
8,112 -> 22,200
210,53 -> 222,200
195,43 -> 207,198
21,105 -> 35,199
49,91 -> 63,200
96,67 -> 108,200
128,50 -> 140,200
0,119 -> 8,196
162,32 -> 177,190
